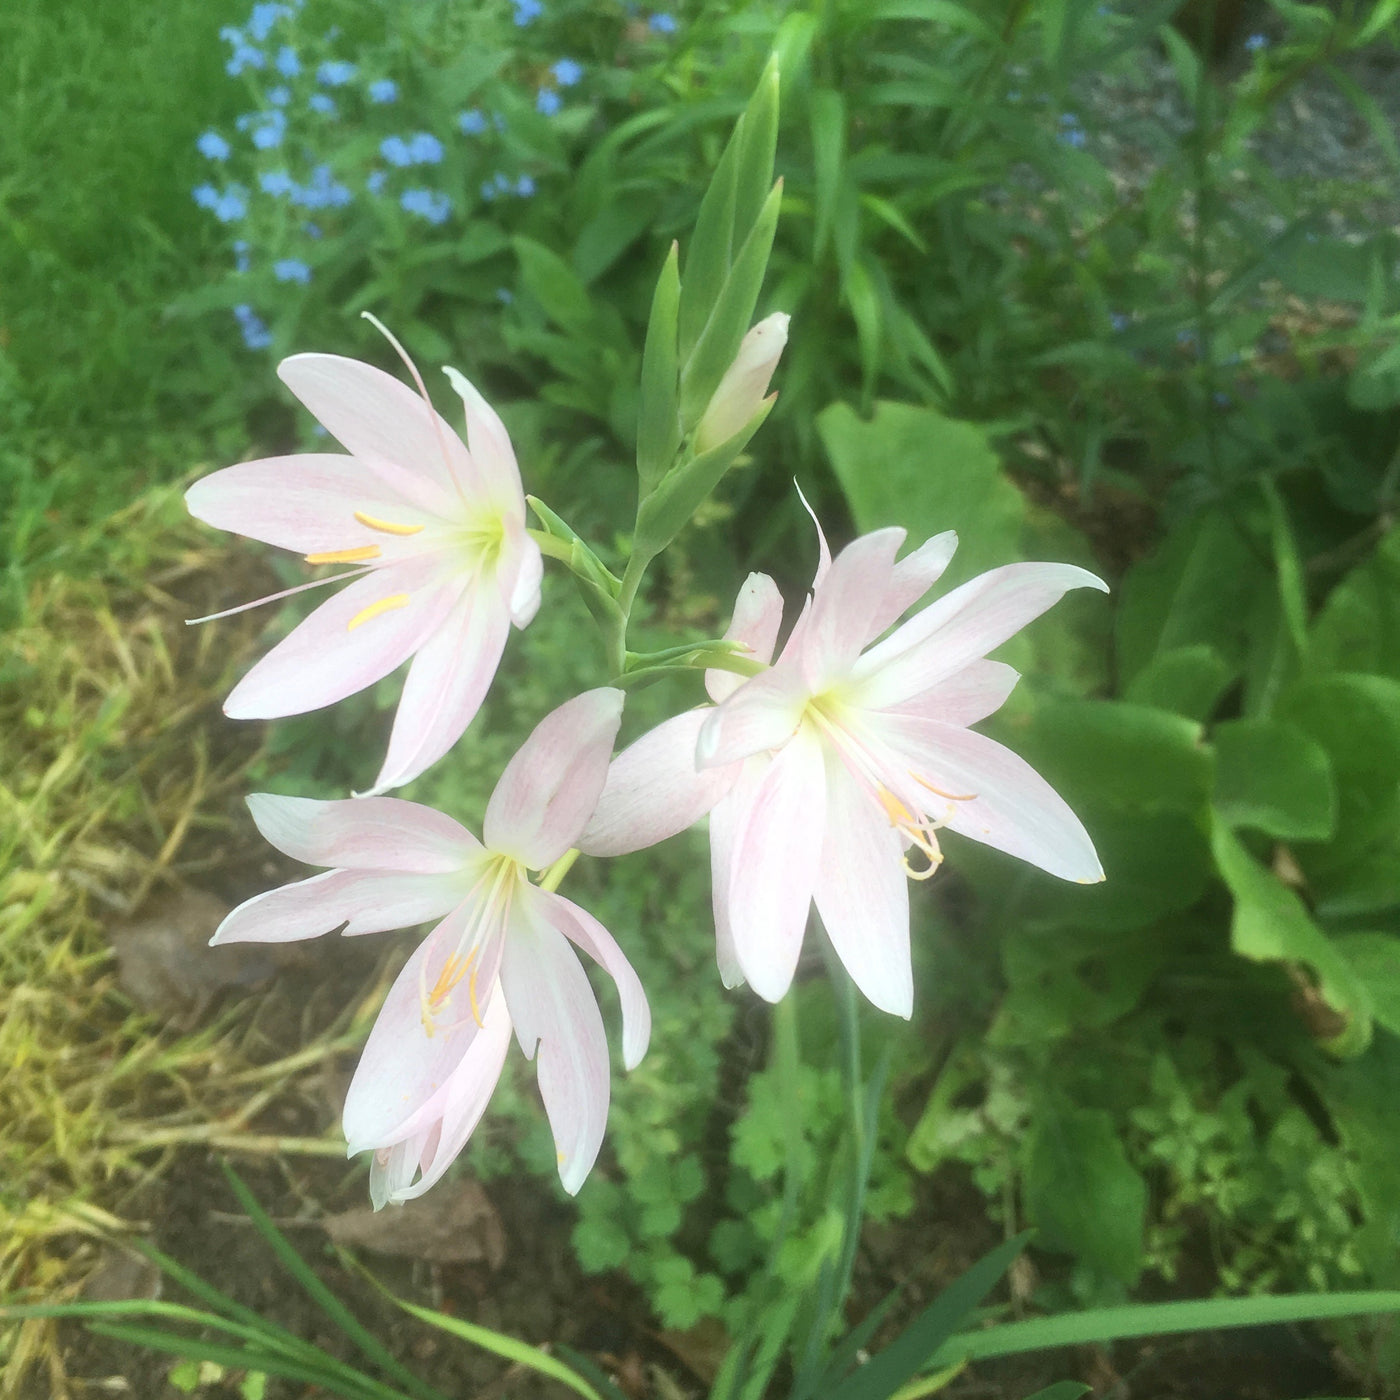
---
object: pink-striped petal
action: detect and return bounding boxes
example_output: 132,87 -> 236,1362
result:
697,665 -> 809,769
868,531 -> 958,638
579,709 -> 738,857
797,528 -> 906,689
853,562 -> 1108,709
813,755 -> 912,1018
503,516 -> 544,628
484,688 -> 624,868
726,728 -> 827,1002
707,780 -> 746,988
388,988 -> 514,1203
279,354 -> 474,513
342,907 -> 505,1151
245,793 -> 477,872
444,366 -> 526,512
537,887 -> 651,1070
882,660 -> 1020,727
223,557 -> 460,719
367,584 -> 512,795
707,572 -> 786,703
211,868 -> 463,945
185,455 -> 434,555
876,714 -> 1104,882
499,905 -> 610,1195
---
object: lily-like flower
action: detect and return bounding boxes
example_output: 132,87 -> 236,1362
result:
694,312 -> 790,454
186,342 -> 543,794
211,688 -> 648,1201
581,519 -> 1106,1018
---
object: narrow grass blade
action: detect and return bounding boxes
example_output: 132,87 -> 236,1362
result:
824,1234 -> 1030,1400
555,1345 -> 633,1400
388,1296 -> 606,1400
928,1291 -> 1400,1366
83,1321 -> 404,1400
220,1164 -> 447,1400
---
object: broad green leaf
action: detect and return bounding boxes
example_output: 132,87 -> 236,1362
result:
1336,933 -> 1400,1038
733,56 -> 780,245
1009,700 -> 1213,814
1124,644 -> 1232,722
1212,718 -> 1337,841
843,258 -> 884,404
816,400 -> 1023,587
1211,820 -> 1372,1057
1023,1105 -> 1146,1284
635,243 -> 682,497
1115,508 -> 1271,688
1309,527 -> 1400,680
1313,836 -> 1400,919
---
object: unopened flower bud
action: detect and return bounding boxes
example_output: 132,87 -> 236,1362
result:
695,312 -> 789,453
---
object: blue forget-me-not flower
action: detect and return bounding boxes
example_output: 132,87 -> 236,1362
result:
400,188 -> 453,224
234,304 -> 273,350
366,170 -> 388,194
251,110 -> 287,150
457,108 -> 487,135
536,88 -> 562,116
369,78 -> 398,103
649,12 -> 678,33
248,3 -> 289,42
268,85 -> 291,106
308,93 -> 337,116
513,0 -> 543,24
275,44 -> 300,76
551,58 -> 583,86
197,131 -> 231,161
407,132 -> 444,163
233,239 -> 251,273
317,60 -> 357,86
259,169 -> 295,196
273,258 -> 312,284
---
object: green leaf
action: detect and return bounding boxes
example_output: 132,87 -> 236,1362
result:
679,180 -> 783,428
1210,820 -> 1372,1057
1261,481 -> 1308,659
635,242 -> 682,497
809,88 -> 846,260
1116,508 -> 1271,689
512,236 -> 594,336
928,1291 -> 1400,1368
1212,718 -> 1337,841
633,396 -> 776,559
1309,527 -> 1400,681
1024,1385 -> 1091,1400
1023,1105 -> 1146,1285
817,400 -> 1023,588
823,1234 -> 1030,1400
733,56 -> 780,245
678,110 -> 741,359
1123,644 -> 1232,722
1336,933 -> 1400,1038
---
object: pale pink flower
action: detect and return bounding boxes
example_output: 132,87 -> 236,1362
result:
695,312 -> 790,454
186,348 -> 543,794
212,689 -> 648,1201
581,520 -> 1106,1018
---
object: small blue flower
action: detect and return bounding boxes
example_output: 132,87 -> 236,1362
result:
233,239 -> 251,273
480,179 -> 497,202
213,185 -> 249,222
226,43 -> 266,75
513,0 -> 543,23
551,58 -> 583,86
1060,126 -> 1086,148
1245,31 -> 1267,50
380,135 -> 413,166
368,78 -> 398,103
248,3 -> 289,41
192,183 -> 221,210
317,60 -> 357,86
275,44 -> 300,76
1213,391 -> 1231,407
536,88 -> 562,116
251,109 -> 287,149
234,303 -> 273,349
1109,312 -> 1130,333
259,169 -> 295,195
366,169 -> 388,194
516,174 -> 535,197
273,257 -> 312,283
457,108 -> 487,135
648,12 -> 678,33
400,188 -> 452,224
268,85 -> 291,106
495,287 -> 514,304
493,171 -> 512,192
197,130 -> 231,160
291,163 -> 352,208
304,221 -> 322,238
219,26 -> 244,45
308,92 -> 337,116
407,131 -> 444,164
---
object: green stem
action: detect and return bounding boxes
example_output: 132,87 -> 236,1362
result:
538,848 -> 580,894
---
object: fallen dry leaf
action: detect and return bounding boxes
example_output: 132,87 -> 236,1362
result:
323,1178 -> 507,1268
108,884 -> 301,1026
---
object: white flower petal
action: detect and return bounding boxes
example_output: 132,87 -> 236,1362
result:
706,573 -> 786,703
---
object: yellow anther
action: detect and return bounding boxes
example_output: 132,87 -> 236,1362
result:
348,593 -> 411,630
354,510 -> 425,536
305,544 -> 382,564
877,786 -> 917,829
